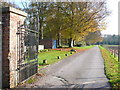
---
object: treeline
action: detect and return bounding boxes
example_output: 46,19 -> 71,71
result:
1,1 -> 109,47
23,2 -> 109,47
96,34 -> 119,45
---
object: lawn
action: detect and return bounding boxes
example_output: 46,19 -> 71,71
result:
99,45 -> 120,89
38,50 -> 73,69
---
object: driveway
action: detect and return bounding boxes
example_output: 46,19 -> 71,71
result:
19,46 -> 110,89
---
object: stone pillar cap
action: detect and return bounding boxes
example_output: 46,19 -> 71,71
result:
1,7 -> 27,17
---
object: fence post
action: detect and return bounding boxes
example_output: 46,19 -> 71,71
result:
113,50 -> 115,58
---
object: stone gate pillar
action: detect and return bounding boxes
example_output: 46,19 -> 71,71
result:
2,7 -> 27,88
0,7 -> 2,89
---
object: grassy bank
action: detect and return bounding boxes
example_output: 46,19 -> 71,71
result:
99,46 -> 120,88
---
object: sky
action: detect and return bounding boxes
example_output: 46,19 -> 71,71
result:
8,0 -> 119,35
101,0 -> 119,35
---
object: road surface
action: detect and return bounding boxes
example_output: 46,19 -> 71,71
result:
20,46 -> 110,88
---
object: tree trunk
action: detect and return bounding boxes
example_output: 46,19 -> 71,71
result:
73,40 -> 75,46
57,32 -> 62,47
69,38 -> 73,47
41,26 -> 44,39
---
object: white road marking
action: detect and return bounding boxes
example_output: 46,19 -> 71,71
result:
82,81 -> 96,84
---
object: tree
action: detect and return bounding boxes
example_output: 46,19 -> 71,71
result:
57,2 -> 109,47
44,2 -> 68,47
22,1 -> 49,40
84,31 -> 103,45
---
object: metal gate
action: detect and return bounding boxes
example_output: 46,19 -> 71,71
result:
16,22 -> 39,83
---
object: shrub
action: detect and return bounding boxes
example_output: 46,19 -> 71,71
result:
40,49 -> 48,52
70,49 -> 76,52
58,46 -> 62,48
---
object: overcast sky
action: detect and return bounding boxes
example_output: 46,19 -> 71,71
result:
9,0 -> 119,35
101,0 -> 119,35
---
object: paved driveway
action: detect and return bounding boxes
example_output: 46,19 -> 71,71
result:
20,46 -> 110,89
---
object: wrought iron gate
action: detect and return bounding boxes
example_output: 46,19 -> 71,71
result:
17,22 -> 39,83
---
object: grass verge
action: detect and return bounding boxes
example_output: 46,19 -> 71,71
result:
99,45 -> 120,89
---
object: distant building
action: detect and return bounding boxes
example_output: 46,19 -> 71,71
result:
39,39 -> 57,49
